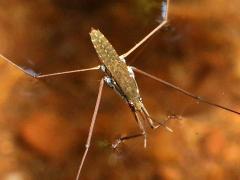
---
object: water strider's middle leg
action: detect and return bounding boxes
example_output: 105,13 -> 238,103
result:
76,78 -> 104,180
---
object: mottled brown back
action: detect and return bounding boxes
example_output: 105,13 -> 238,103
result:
90,29 -> 142,110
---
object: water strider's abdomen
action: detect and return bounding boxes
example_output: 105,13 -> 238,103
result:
90,28 -> 143,110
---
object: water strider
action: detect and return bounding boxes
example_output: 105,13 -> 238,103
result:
0,0 -> 240,179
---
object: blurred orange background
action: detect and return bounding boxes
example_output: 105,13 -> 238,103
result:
0,0 -> 240,179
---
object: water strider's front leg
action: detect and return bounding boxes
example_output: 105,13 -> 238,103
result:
112,111 -> 174,149
112,132 -> 145,149
0,54 -> 100,79
141,105 -> 173,132
112,111 -> 147,149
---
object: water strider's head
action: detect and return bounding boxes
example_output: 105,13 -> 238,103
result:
129,98 -> 145,112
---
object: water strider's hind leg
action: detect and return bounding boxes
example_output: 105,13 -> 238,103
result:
0,54 -> 100,79
120,0 -> 169,59
112,111 -> 147,149
76,78 -> 104,180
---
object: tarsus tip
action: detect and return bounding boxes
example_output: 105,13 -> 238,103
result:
166,127 -> 173,133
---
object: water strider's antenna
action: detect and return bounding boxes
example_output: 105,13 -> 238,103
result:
120,0 -> 169,59
132,66 -> 240,115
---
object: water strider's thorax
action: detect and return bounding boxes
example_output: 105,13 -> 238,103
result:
90,28 -> 143,111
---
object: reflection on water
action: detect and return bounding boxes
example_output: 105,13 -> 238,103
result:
0,0 -> 240,179
22,67 -> 40,77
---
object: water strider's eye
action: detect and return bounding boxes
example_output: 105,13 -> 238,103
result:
128,101 -> 135,110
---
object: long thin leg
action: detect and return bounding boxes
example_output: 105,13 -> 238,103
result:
141,106 -> 173,132
135,111 -> 147,147
36,66 -> 100,79
132,66 -> 240,115
141,105 -> 157,128
112,111 -> 174,149
0,54 -> 100,78
112,132 -> 145,149
112,111 -> 147,149
120,0 -> 169,58
76,78 -> 104,180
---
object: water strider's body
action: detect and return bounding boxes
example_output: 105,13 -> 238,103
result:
90,29 -> 143,111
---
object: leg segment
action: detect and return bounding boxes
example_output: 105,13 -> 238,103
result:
76,78 -> 104,180
0,54 -> 100,79
112,111 -> 147,149
135,111 -> 147,148
141,106 -> 173,132
131,66 -> 240,115
112,132 -> 145,149
120,0 -> 169,59
36,66 -> 100,79
141,105 -> 158,129
112,109 -> 175,149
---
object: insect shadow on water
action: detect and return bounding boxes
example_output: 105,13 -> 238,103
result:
0,0 -> 240,179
